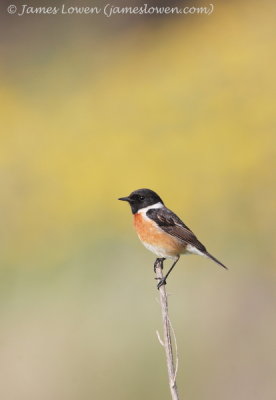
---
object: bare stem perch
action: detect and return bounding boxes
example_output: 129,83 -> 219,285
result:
155,258 -> 180,400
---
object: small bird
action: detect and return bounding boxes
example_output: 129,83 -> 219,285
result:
119,188 -> 228,289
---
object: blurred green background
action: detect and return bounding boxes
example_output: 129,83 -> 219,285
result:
1,0 -> 276,399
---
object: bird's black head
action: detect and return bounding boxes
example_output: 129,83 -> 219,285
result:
118,188 -> 164,214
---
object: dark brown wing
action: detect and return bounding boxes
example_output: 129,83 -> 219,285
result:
146,207 -> 207,253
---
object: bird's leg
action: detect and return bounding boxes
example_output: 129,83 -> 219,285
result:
154,258 -> 165,273
157,255 -> 180,290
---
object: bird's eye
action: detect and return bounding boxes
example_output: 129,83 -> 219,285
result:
139,195 -> 145,201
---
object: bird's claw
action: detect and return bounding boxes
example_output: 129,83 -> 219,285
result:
154,258 -> 164,273
156,277 -> 167,290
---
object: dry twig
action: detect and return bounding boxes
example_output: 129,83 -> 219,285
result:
155,258 -> 180,400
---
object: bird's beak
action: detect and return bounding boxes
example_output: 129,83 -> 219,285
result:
118,196 -> 131,202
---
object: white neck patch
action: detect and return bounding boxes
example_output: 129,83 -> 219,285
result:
137,202 -> 164,214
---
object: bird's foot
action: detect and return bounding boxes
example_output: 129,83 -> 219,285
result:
155,277 -> 167,290
154,258 -> 165,273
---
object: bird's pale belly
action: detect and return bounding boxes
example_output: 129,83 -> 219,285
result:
133,213 -> 185,258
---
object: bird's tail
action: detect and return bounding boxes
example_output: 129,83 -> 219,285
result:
205,252 -> 228,270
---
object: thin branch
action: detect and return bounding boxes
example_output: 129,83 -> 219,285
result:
155,258 -> 180,400
156,330 -> 164,346
168,316 -> 179,383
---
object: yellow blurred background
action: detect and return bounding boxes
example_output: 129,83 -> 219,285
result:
1,0 -> 275,399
